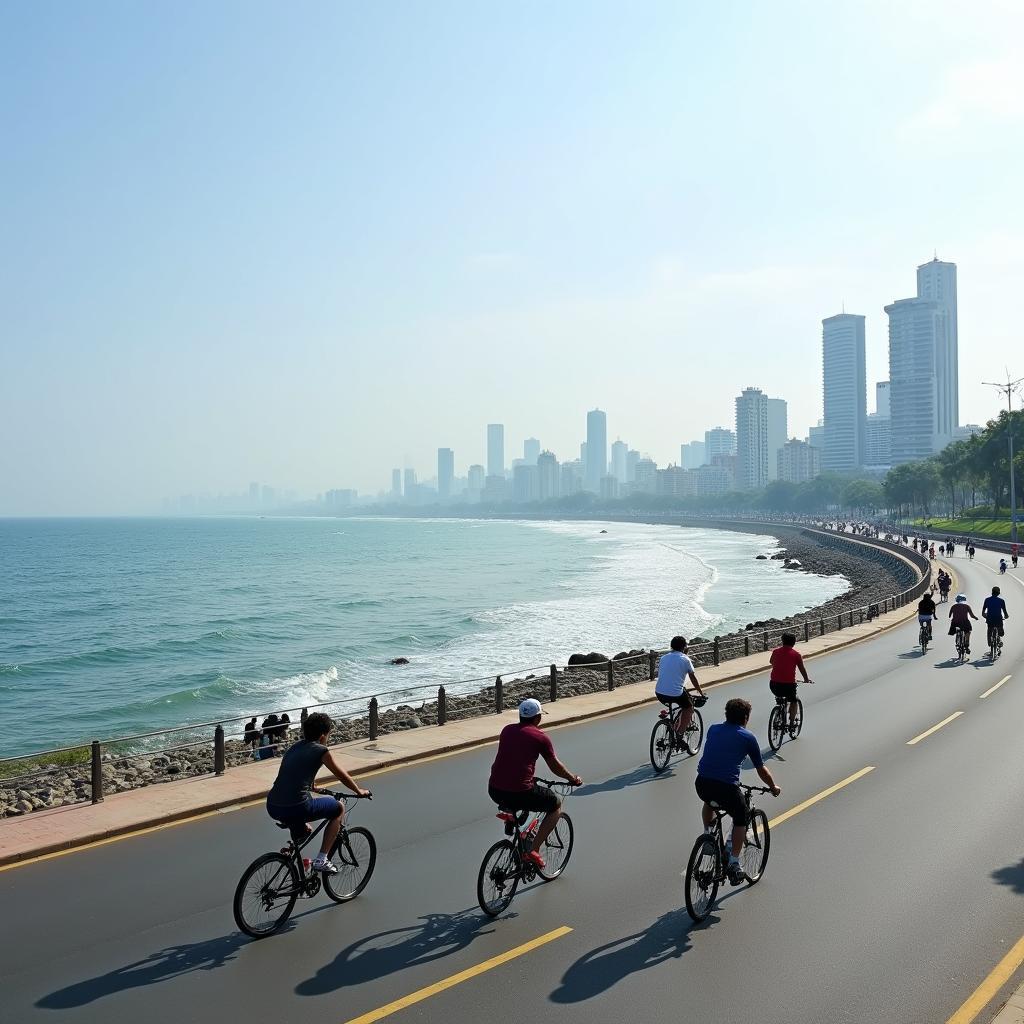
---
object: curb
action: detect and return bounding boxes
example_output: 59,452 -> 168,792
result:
0,596 -> 920,869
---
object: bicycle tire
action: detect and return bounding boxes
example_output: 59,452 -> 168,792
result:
789,699 -> 803,739
477,839 -> 520,917
537,814 -> 574,881
920,627 -> 928,654
233,852 -> 299,939
684,834 -> 720,923
684,708 -> 704,756
323,826 -> 377,902
768,706 -> 785,752
740,809 -> 770,884
649,719 -> 673,773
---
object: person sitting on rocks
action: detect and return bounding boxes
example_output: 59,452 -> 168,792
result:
276,713 -> 292,747
259,714 -> 280,759
243,718 -> 261,758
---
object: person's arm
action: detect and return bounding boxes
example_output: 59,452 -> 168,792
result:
687,670 -> 706,698
748,738 -> 780,795
541,749 -> 582,787
796,652 -> 811,684
757,764 -> 780,795
322,751 -> 371,797
969,606 -> 979,621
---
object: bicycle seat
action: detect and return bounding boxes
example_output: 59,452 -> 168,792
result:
496,811 -> 516,822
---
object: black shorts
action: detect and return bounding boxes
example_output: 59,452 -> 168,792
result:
985,620 -> 1005,637
656,692 -> 693,711
948,622 -> 973,635
695,776 -> 748,827
488,784 -> 559,815
769,681 -> 798,701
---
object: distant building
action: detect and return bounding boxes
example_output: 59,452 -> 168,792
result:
710,453 -> 738,490
680,441 -> 706,470
483,474 -> 507,502
626,449 -> 640,483
766,398 -> 787,482
807,420 -> 825,451
778,438 -> 821,484
822,313 -> 867,472
537,451 -> 559,500
512,464 -> 539,503
600,475 -> 619,501
585,409 -> 607,493
657,465 -> 687,497
864,414 -> 891,467
390,469 -> 402,498
487,424 -> 505,478
249,482 -> 260,505
523,438 -> 540,466
691,462 -> 734,497
735,387 -> 769,490
467,464 -> 485,500
875,381 -> 891,418
916,257 -> 959,439
326,488 -> 357,508
437,448 -> 455,499
634,457 -> 658,494
611,439 -> 628,482
261,485 -> 276,506
704,427 -> 736,460
560,459 -> 584,496
403,468 -> 417,502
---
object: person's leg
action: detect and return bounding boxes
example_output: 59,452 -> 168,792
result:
320,809 -> 343,857
788,697 -> 798,725
532,804 -> 563,851
702,802 -> 715,830
731,823 -> 745,858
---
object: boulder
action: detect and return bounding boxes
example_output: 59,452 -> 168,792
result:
390,657 -> 410,665
567,652 -> 609,667
755,554 -> 768,560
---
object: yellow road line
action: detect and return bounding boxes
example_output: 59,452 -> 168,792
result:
980,675 -> 1012,700
768,766 -> 875,829
907,711 -> 963,746
946,932 -> 1024,1024
341,926 -> 573,1024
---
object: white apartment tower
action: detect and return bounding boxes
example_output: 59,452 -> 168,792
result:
916,258 -> 958,439
766,398 -> 788,482
585,409 -> 608,493
821,313 -> 867,472
705,427 -> 736,460
486,424 -> 505,478
735,387 -> 770,490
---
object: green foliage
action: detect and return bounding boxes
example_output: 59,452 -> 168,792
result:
0,745 -> 91,780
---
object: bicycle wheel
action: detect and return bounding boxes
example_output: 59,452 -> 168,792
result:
684,834 -> 720,923
920,628 -> 928,653
649,719 -> 673,773
477,839 -> 521,917
740,809 -> 770,884
233,852 -> 299,939
768,706 -> 785,752
323,827 -> 377,903
537,813 -> 574,881
789,699 -> 803,739
684,708 -> 704,756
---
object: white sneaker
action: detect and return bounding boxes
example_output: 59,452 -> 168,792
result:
311,855 -> 338,875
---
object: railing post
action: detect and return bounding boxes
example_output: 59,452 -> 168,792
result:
819,618 -> 825,636
495,676 -> 503,714
744,635 -> 750,657
214,724 -> 225,775
91,740 -> 103,804
369,697 -> 378,740
607,659 -> 614,692
803,621 -> 809,643
550,664 -> 558,701
300,707 -> 308,724
648,651 -> 657,680
713,636 -> 720,667
438,686 -> 446,726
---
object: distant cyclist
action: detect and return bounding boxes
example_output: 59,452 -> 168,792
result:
654,636 -> 708,744
968,545 -> 976,560
999,558 -> 1008,575
917,591 -> 937,643
768,632 -> 812,730
936,570 -> 951,601
982,586 -> 1009,649
948,594 -> 979,654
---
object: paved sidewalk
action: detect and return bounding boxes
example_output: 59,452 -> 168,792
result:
0,595 -> 922,868
993,988 -> 1024,1024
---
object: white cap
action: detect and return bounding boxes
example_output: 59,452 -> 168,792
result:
955,593 -> 967,602
518,698 -> 543,718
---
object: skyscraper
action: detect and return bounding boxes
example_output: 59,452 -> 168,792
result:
585,409 -> 607,493
403,468 -> 417,501
821,313 -> 867,472
467,464 -> 485,497
704,427 -> 736,460
611,439 -> 628,482
766,398 -> 787,483
875,381 -> 891,418
916,258 -> 958,438
391,469 -> 402,497
735,387 -> 769,490
437,448 -> 454,499
523,438 -> 540,466
537,451 -> 559,500
680,441 -> 706,469
778,438 -> 821,484
626,449 -> 640,483
487,424 -> 505,478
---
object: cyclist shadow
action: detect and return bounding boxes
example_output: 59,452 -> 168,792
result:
295,907 -> 499,996
992,858 -> 1024,894
549,908 -> 703,1003
576,763 -> 677,794
36,932 -> 248,1008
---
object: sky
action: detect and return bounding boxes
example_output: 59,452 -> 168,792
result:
3,0 -> 1024,514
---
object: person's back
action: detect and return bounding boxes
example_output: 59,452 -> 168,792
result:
950,602 -> 974,625
489,720 -> 553,793
267,738 -> 327,807
918,594 -> 936,616
697,720 -> 761,786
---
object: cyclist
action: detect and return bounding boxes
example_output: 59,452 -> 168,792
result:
695,698 -> 780,886
265,712 -> 371,875
917,590 -> 937,644
968,544 -> 976,560
768,632 -> 812,729
487,698 -> 582,870
999,558 -> 1008,575
936,570 -> 951,601
948,594 -> 979,654
1012,543 -> 1019,569
982,586 -> 1009,650
654,636 -> 708,744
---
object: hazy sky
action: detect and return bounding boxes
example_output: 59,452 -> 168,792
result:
3,1 -> 1024,514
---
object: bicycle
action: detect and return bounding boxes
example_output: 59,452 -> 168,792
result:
938,587 -> 950,603
233,789 -> 376,939
988,623 -> 1003,661
954,625 -> 969,662
767,693 -> 804,752
684,783 -> 774,922
650,695 -> 706,772
477,779 -> 576,917
919,619 -> 933,654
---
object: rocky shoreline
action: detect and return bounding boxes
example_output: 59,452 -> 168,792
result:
0,524 -> 924,819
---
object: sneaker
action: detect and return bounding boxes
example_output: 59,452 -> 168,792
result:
726,860 -> 746,886
524,850 -> 546,870
311,855 -> 338,875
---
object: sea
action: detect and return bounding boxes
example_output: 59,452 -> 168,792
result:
0,517 -> 849,757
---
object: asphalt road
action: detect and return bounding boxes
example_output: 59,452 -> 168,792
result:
2,552 -> 1023,1024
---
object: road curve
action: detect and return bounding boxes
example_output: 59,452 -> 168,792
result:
1,551 -> 1022,1024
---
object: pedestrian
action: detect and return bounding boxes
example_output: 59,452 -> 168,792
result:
243,717 -> 261,759
259,713 -> 280,758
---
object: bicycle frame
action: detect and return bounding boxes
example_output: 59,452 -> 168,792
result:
493,779 -> 573,879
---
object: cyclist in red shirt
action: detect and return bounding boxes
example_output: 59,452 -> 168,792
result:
768,632 -> 813,731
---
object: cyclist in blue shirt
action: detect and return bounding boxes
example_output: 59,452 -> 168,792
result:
695,698 -> 780,885
982,586 -> 1009,648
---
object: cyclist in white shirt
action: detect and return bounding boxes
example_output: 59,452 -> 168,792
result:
654,636 -> 708,743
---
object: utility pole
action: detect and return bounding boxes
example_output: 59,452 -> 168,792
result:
982,372 -> 1023,544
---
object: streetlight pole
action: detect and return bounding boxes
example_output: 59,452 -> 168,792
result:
982,373 -> 1023,545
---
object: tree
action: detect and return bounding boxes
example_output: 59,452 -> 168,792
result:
841,479 -> 884,511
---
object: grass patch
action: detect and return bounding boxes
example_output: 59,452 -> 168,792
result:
913,517 -> 1018,539
0,746 -> 91,781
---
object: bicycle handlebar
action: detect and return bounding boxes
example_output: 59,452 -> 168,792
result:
535,777 -> 578,789
740,784 -> 775,795
312,786 -> 373,800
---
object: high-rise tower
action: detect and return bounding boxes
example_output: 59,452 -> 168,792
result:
821,313 -> 867,472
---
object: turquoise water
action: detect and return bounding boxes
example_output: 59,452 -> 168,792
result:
0,517 -> 847,755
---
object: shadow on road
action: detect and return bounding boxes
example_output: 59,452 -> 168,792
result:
295,907 -> 496,996
36,932 -> 248,1008
549,909 -> 699,1003
992,858 -> 1024,894
575,763 -> 674,795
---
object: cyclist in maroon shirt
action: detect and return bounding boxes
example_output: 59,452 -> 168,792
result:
488,698 -> 582,869
948,594 -> 979,654
768,632 -> 813,731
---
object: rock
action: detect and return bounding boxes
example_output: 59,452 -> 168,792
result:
390,657 -> 410,665
755,554 -> 768,560
14,800 -> 31,814
567,651 -> 608,667
166,764 -> 181,775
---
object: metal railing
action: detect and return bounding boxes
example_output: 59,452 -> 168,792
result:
0,523 -> 930,811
